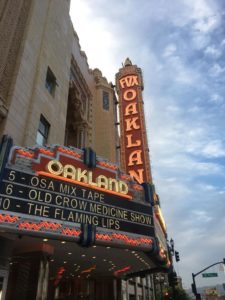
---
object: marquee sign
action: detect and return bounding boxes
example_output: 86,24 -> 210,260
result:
0,168 -> 152,235
0,139 -> 155,250
116,60 -> 152,184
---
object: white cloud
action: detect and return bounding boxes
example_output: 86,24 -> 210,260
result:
187,105 -> 201,113
201,184 -> 216,191
208,234 -> 225,247
177,227 -> 207,246
191,31 -> 211,50
154,154 -> 223,177
204,45 -> 222,58
202,140 -> 225,158
185,135 -> 225,159
209,63 -> 225,77
161,0 -> 216,29
70,0 -> 120,82
163,55 -> 199,85
166,105 -> 181,113
163,44 -> 177,58
210,94 -> 223,104
187,0 -> 214,20
193,15 -> 219,33
218,189 -> 225,195
191,210 -> 213,222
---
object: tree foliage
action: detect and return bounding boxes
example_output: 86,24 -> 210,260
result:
156,286 -> 192,300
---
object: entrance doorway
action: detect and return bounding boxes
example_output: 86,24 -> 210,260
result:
0,277 -> 3,300
0,270 -> 8,300
1,234 -> 154,300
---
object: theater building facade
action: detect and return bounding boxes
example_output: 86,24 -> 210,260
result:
0,1 -> 170,299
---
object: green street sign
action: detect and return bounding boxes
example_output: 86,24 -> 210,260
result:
202,273 -> 218,278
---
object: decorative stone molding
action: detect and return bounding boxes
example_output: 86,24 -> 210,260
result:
66,57 -> 93,147
92,68 -> 113,91
0,96 -> 8,121
0,0 -> 32,105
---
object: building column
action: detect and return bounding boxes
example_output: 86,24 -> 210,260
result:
150,275 -> 156,300
5,244 -> 53,300
36,258 -> 50,300
142,277 -> 146,300
0,237 -> 13,300
134,278 -> 138,300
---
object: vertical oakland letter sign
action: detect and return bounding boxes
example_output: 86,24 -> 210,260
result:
116,59 -> 152,184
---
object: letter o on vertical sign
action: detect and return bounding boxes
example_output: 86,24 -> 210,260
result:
123,89 -> 137,101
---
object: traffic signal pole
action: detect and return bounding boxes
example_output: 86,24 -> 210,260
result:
192,259 -> 225,300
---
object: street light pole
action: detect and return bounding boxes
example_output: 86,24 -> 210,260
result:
192,259 -> 225,300
192,273 -> 200,300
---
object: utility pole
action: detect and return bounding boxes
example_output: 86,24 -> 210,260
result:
192,258 -> 225,300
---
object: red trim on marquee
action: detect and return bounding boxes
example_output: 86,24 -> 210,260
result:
57,147 -> 82,158
19,221 -> 61,231
97,161 -> 118,170
0,214 -> 18,223
96,232 -> 153,246
61,228 -> 81,236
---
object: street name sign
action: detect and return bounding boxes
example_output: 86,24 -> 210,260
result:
202,273 -> 218,278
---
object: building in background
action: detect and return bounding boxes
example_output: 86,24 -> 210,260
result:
0,1 -> 170,299
205,287 -> 220,300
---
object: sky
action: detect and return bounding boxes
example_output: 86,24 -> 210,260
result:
70,0 -> 225,289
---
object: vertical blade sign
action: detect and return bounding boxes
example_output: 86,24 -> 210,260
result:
116,60 -> 152,184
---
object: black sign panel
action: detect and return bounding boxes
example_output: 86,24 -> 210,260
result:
0,168 -> 154,236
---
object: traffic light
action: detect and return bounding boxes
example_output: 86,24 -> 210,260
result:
192,283 -> 197,295
168,271 -> 178,287
172,275 -> 178,286
164,291 -> 170,298
175,251 -> 180,262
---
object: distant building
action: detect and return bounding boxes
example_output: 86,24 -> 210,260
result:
205,287 -> 220,300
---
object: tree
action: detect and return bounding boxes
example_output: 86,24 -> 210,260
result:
160,287 -> 192,300
174,287 -> 192,300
